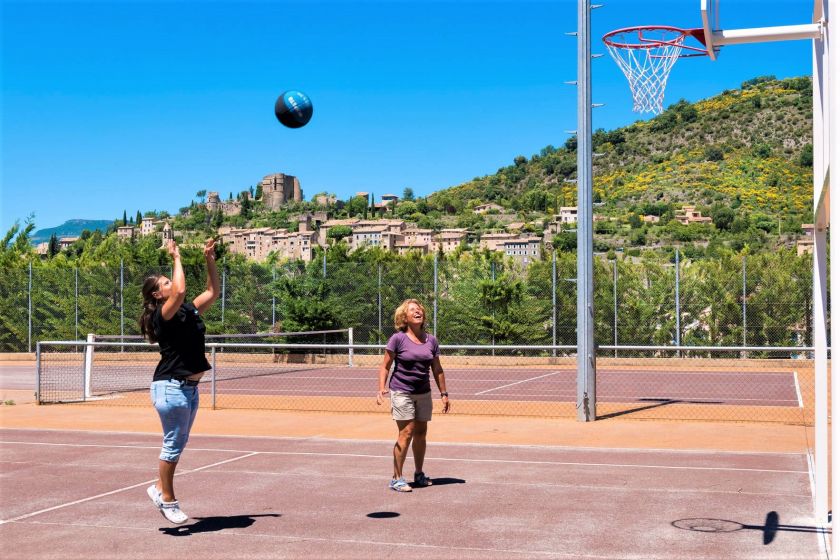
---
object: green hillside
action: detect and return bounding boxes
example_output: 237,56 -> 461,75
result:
426,75 -> 813,235
31,219 -> 114,245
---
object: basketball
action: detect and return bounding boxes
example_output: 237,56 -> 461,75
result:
274,90 -> 313,128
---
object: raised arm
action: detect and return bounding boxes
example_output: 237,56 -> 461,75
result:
160,240 -> 186,321
376,350 -> 395,406
193,238 -> 220,315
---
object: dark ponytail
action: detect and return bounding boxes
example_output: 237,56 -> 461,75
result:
139,275 -> 162,343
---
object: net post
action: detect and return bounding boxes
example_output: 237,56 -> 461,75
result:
84,334 -> 96,399
348,328 -> 354,367
35,341 -> 41,405
211,346 -> 217,410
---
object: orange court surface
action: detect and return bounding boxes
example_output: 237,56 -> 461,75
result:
0,359 -> 826,559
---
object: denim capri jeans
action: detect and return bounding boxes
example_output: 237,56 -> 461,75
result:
150,379 -> 200,462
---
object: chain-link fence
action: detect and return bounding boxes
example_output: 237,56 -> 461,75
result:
3,251 -> 814,352
11,250 -> 818,422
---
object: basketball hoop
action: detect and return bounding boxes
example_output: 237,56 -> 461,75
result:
603,26 -> 709,115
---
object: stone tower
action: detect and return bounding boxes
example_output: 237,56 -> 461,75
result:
261,173 -> 302,210
206,191 -> 221,213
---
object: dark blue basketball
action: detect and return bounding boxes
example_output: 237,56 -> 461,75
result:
274,90 -> 313,128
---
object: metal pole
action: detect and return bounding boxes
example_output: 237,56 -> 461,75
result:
827,0 -> 839,548
576,0 -> 596,421
35,342 -> 41,404
812,4 -> 829,527
491,260 -> 496,352
552,251 -> 557,357
120,258 -> 124,353
28,260 -> 32,353
675,249 -> 680,348
323,251 -> 327,278
378,263 -> 382,343
211,347 -> 217,410
272,266 -> 277,328
742,256 -> 747,348
75,266 -> 79,341
613,259 -> 618,357
221,257 -> 226,329
433,252 -> 438,336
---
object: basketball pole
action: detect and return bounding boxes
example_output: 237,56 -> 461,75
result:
811,0 -> 829,531
576,0 -> 596,421
827,1 -> 838,552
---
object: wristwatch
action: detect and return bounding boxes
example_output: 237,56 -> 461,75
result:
440,392 -> 449,397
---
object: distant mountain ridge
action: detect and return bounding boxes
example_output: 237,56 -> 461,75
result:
31,219 -> 113,245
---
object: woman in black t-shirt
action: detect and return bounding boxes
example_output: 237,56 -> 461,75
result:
139,238 -> 219,524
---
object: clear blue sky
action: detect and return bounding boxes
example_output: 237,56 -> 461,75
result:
1,0 -> 815,232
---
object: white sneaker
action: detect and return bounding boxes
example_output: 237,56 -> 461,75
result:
147,485 -> 162,509
159,500 -> 189,524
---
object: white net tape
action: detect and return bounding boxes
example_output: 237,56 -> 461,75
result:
605,29 -> 687,115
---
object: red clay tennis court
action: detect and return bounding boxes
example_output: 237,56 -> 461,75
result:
0,427 -> 823,559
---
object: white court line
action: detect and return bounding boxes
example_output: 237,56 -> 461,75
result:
793,371 -> 804,408
16,520 -> 601,559
474,371 -> 562,395
805,448 -> 831,559
0,441 -> 806,474
0,451 -> 258,525
0,427 -> 808,455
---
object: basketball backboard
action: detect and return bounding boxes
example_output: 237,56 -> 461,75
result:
699,0 -> 719,60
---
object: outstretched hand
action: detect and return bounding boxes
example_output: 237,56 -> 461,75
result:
203,238 -> 217,260
166,239 -> 180,260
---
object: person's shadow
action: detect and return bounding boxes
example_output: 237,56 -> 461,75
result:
160,514 -> 280,536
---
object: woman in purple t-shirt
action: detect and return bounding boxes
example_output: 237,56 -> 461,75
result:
376,299 -> 450,492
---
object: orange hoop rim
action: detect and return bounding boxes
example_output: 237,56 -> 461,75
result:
602,25 -> 709,57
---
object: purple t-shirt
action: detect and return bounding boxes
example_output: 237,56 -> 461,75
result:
386,331 -> 439,394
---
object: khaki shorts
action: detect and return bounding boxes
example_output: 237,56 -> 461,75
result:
390,390 -> 433,422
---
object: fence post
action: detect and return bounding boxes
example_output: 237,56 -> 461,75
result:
75,266 -> 79,341
613,259 -> 618,357
272,266 -> 277,328
675,248 -> 681,350
433,253 -> 438,336
378,263 -> 382,344
120,258 -> 124,353
552,251 -> 557,357
28,260 -> 32,353
742,255 -> 747,350
221,257 -> 226,328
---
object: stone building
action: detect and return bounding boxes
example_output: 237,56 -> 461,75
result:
206,191 -> 243,216
261,173 -> 302,210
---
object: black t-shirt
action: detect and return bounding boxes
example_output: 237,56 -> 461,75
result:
152,302 -> 211,381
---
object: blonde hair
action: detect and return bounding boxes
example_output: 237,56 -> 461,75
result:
394,299 -> 426,332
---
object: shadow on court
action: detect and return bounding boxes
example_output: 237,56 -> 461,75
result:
160,514 -> 281,536
672,511 -> 828,546
597,397 -> 725,420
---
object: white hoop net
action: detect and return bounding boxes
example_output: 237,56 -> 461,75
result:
604,28 -> 688,115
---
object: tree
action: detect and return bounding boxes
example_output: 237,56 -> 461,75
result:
327,225 -> 353,242
135,210 -> 143,225
711,205 -> 735,231
196,190 -> 207,203
402,187 -> 415,201
122,210 -> 128,226
48,234 -> 59,257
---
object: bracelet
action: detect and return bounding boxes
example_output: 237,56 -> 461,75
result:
440,392 -> 448,397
